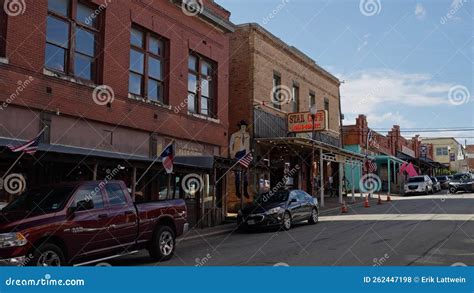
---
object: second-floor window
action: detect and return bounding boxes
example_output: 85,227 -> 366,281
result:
45,0 -> 102,81
188,53 -> 216,117
272,73 -> 281,110
129,27 -> 167,104
436,147 -> 449,156
291,83 -> 299,112
309,91 -> 316,109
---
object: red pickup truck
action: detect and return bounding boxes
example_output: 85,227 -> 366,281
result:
0,181 -> 188,266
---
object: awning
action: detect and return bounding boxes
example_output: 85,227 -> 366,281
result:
0,137 -> 215,170
374,155 -> 406,164
256,137 -> 365,162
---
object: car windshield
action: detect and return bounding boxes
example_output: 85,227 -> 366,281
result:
2,186 -> 75,213
255,191 -> 289,204
452,174 -> 472,181
408,177 -> 424,183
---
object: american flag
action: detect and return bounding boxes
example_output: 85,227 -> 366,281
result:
237,152 -> 253,169
364,159 -> 377,174
7,130 -> 44,155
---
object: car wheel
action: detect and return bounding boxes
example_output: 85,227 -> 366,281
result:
308,208 -> 319,225
282,212 -> 292,230
30,243 -> 65,267
449,187 -> 457,194
149,225 -> 175,262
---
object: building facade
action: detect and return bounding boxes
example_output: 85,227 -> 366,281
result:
466,145 -> 474,171
0,0 -> 234,227
227,23 -> 362,215
421,138 -> 468,173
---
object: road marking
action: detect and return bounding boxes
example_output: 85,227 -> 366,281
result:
320,214 -> 474,222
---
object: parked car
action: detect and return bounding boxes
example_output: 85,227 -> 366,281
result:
449,173 -> 474,194
430,177 -> 441,193
0,181 -> 188,266
237,189 -> 319,231
404,175 -> 434,195
435,176 -> 451,189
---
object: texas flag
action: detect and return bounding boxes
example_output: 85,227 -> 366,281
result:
160,142 -> 174,174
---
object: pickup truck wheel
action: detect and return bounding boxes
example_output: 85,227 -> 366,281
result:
30,243 -> 65,267
149,226 -> 175,262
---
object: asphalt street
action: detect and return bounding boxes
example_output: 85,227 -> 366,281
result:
109,192 -> 474,267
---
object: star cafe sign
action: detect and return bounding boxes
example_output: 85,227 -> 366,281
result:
287,110 -> 328,133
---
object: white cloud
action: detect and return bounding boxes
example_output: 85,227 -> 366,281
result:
415,3 -> 427,20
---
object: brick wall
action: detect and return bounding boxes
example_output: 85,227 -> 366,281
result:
0,0 -> 231,156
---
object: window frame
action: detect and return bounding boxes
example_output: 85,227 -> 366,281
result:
0,0 -> 7,58
291,82 -> 299,113
272,72 -> 282,110
129,25 -> 168,104
45,0 -> 103,82
309,91 -> 316,109
188,52 -> 217,117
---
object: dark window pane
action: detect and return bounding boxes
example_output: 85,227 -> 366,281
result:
188,55 -> 197,71
129,73 -> 142,95
46,16 -> 69,48
74,53 -> 93,80
105,184 -> 127,206
73,186 -> 104,210
187,93 -> 196,113
77,3 -> 97,27
201,97 -> 209,116
75,28 -> 95,56
188,73 -> 197,93
201,79 -> 209,98
149,37 -> 163,55
148,79 -> 163,102
148,57 -> 162,80
45,44 -> 66,72
131,28 -> 143,48
130,49 -> 144,73
48,0 -> 69,16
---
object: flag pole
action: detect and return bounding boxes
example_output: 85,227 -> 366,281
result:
136,140 -> 175,186
2,126 -> 48,180
215,153 -> 249,184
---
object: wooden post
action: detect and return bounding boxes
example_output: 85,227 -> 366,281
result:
338,162 -> 344,204
92,163 -> 98,181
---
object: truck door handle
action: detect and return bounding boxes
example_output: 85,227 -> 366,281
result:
98,214 -> 108,219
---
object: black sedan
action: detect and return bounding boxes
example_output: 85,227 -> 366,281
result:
449,173 -> 474,194
237,189 -> 319,231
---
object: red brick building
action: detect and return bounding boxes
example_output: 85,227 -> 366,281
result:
0,0 -> 234,227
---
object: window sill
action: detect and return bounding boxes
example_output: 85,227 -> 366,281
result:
0,57 -> 9,64
43,69 -> 97,89
187,112 -> 221,124
127,93 -> 172,110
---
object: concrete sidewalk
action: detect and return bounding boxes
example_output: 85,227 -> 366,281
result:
178,194 -> 397,242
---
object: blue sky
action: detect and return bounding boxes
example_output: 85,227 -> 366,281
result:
216,0 -> 474,144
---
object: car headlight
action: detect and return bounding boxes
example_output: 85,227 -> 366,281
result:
0,233 -> 27,248
266,207 -> 283,215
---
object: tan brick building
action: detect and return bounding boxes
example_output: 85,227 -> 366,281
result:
227,23 -> 363,213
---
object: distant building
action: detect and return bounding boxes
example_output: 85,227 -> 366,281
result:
421,138 -> 468,173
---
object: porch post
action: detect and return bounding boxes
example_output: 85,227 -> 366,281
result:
338,162 -> 343,204
319,148 -> 325,208
92,163 -> 98,180
387,158 -> 391,196
351,161 -> 355,203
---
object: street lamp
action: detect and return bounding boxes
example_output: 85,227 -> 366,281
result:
310,105 -> 317,197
